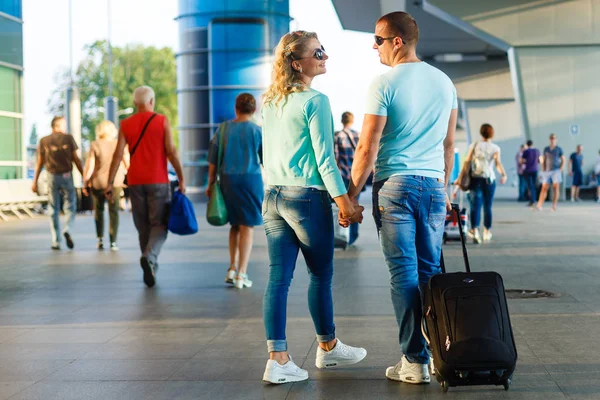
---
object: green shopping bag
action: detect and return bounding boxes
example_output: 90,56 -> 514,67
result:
206,123 -> 228,226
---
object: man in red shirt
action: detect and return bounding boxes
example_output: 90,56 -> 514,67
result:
106,86 -> 186,287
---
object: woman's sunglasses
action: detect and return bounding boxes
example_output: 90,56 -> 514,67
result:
374,35 -> 406,46
290,46 -> 327,61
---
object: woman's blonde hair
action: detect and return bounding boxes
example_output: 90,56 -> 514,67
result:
95,120 -> 117,140
263,31 -> 319,106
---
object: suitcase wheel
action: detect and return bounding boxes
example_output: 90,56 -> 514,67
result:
441,380 -> 449,393
503,378 -> 511,391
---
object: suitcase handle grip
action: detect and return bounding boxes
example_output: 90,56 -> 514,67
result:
440,203 -> 472,274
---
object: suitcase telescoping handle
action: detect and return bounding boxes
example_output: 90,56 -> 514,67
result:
439,203 -> 471,274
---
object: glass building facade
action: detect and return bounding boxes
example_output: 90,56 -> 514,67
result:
0,0 -> 24,180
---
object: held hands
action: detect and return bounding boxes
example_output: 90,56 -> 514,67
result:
338,202 -> 365,228
82,180 -> 89,197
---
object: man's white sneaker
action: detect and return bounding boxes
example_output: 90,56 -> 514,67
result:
263,356 -> 308,384
234,273 -> 252,289
385,355 -> 430,384
315,339 -> 367,369
225,269 -> 236,284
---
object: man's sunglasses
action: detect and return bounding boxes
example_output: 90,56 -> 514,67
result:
374,35 -> 406,46
290,46 -> 327,61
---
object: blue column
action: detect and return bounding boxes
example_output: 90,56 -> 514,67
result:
176,0 -> 290,188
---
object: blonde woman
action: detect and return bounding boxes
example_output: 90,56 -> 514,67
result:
83,120 -> 128,250
261,31 -> 367,384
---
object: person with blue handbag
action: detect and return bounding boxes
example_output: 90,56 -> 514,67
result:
206,93 -> 264,290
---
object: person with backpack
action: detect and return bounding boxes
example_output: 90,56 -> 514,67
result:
456,123 -> 507,243
334,111 -> 361,245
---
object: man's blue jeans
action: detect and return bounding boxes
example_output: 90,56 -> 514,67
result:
46,173 -> 76,247
372,175 -> 446,364
524,171 -> 538,204
469,178 -> 496,230
262,186 -> 336,352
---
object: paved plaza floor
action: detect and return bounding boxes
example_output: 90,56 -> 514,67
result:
0,197 -> 599,399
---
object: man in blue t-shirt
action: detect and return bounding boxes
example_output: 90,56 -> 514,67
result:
569,145 -> 584,202
536,133 -> 565,211
345,11 -> 457,384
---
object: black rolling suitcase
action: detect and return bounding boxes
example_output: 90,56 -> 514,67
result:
423,204 -> 517,392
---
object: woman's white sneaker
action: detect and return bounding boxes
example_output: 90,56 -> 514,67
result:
385,355 -> 430,384
225,269 -> 236,284
262,356 -> 308,384
315,339 -> 367,369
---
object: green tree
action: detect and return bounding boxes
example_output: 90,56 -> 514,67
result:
29,123 -> 38,145
48,41 -> 178,146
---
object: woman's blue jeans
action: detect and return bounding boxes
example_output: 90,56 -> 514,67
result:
262,186 -> 336,352
469,178 -> 497,230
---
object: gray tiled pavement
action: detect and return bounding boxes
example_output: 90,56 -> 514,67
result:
0,196 -> 599,399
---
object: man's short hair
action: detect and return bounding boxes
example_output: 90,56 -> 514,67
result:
133,86 -> 155,105
51,116 -> 65,129
341,111 -> 354,125
526,140 -> 533,147
377,12 -> 419,46
549,133 -> 557,139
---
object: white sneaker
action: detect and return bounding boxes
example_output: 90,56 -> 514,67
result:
386,355 -> 430,384
483,229 -> 493,242
225,269 -> 236,284
467,228 -> 482,244
234,273 -> 252,289
315,339 -> 367,369
110,242 -> 119,251
263,356 -> 308,384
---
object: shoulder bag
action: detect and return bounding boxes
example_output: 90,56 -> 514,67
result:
206,123 -> 228,226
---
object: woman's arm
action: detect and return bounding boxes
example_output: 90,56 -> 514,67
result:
494,151 -> 507,184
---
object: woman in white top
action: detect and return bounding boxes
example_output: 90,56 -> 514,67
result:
456,123 -> 507,243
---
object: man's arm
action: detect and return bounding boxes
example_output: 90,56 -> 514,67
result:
444,109 -> 458,187
568,156 -> 573,175
560,155 -> 566,171
31,147 -> 45,193
72,151 -> 84,176
164,117 -> 186,194
347,114 -> 386,200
